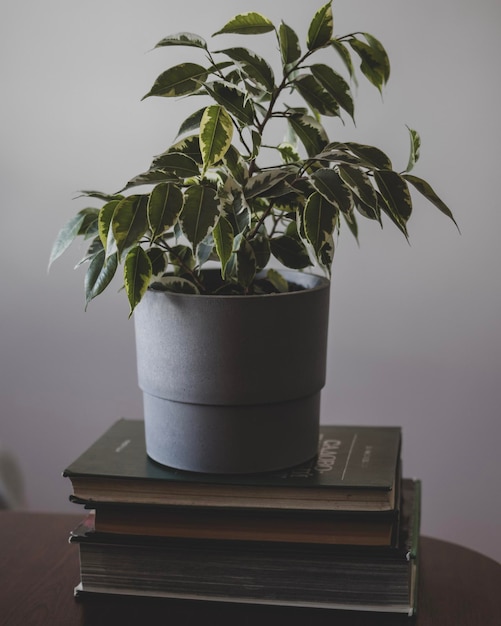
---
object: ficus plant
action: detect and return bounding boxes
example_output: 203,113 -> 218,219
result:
50,1 -> 456,314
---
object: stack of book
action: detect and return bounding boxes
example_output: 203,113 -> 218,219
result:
64,419 -> 421,616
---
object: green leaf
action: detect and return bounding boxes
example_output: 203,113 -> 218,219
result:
307,1 -> 333,51
270,235 -> 312,269
84,249 -> 118,308
147,183 -> 184,240
294,74 -> 340,117
214,12 -> 275,36
374,170 -> 412,236
405,126 -> 421,173
49,209 -> 97,269
310,64 -> 354,120
337,164 -> 378,217
361,32 -> 390,83
288,114 -> 329,157
205,81 -> 255,126
303,191 -> 338,261
403,174 -> 459,230
154,32 -> 207,49
279,22 -> 301,67
180,185 -> 220,250
199,105 -> 234,173
217,47 -> 275,91
213,216 -> 234,278
249,231 -> 271,270
124,246 -> 152,316
146,247 -> 167,276
111,195 -> 149,258
143,63 -> 208,99
310,168 -> 353,213
121,169 -> 179,192
150,152 -> 201,178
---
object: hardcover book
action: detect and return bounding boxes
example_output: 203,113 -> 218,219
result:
71,479 -> 420,615
64,419 -> 401,512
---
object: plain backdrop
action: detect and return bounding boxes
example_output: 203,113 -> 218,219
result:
1,0 -> 500,562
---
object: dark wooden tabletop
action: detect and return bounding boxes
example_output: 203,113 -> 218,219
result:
1,511 -> 500,625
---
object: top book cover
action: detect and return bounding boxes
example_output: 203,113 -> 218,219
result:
64,419 -> 401,512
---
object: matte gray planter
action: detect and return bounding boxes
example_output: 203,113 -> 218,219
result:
134,270 -> 330,474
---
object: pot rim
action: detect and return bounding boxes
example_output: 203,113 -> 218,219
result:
148,268 -> 330,301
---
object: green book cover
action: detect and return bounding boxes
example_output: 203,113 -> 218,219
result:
64,419 -> 401,511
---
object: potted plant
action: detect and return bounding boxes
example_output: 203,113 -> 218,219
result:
50,2 -> 456,473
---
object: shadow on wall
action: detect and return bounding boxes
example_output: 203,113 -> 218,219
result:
0,445 -> 26,510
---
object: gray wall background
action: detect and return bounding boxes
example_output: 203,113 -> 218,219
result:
1,0 -> 500,561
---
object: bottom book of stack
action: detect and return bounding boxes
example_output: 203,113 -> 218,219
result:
71,478 -> 421,615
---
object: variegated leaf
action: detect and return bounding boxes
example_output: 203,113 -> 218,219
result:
213,12 -> 275,36
97,199 -> 121,249
270,235 -> 312,269
337,165 -> 378,214
277,142 -> 301,164
147,183 -> 184,241
310,168 -> 352,213
403,174 -> 459,230
111,195 -> 149,259
143,63 -> 208,99
49,208 -> 98,269
176,108 -> 206,138
167,134 -> 203,164
244,166 -> 297,199
84,249 -> 118,308
180,185 -> 220,250
205,81 -> 255,126
222,145 -> 249,185
124,246 -> 153,315
279,22 -> 301,67
294,74 -> 340,117
405,126 -> 421,173
249,231 -> 271,270
150,152 -> 201,178
200,105 -> 233,173
154,32 -> 207,49
310,64 -> 354,120
266,268 -> 289,293
213,216 -> 234,278
236,240 -> 257,289
374,170 -> 412,233
307,1 -> 333,51
151,276 -> 200,294
343,142 -> 393,170
303,191 -> 338,261
349,35 -> 390,92
121,169 -> 180,192
217,47 -> 275,91
288,114 -> 328,157
330,40 -> 356,81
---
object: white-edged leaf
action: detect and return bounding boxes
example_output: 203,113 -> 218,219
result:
214,12 -> 275,36
213,216 -> 234,278
150,276 -> 200,294
303,191 -> 338,262
405,126 -> 421,173
310,168 -> 352,213
147,183 -> 184,240
279,22 -> 301,67
49,209 -> 96,269
111,195 -> 149,258
84,250 -> 118,308
199,105 -> 233,173
307,1 -> 333,51
404,174 -> 459,230
124,246 -> 152,316
180,185 -> 220,250
154,32 -> 207,49
143,63 -> 208,99
217,47 -> 275,91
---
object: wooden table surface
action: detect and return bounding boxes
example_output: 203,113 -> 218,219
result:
1,511 -> 500,625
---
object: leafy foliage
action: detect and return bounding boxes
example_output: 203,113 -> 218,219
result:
50,1 -> 456,313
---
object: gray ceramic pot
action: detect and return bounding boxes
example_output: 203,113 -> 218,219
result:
134,270 -> 330,473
